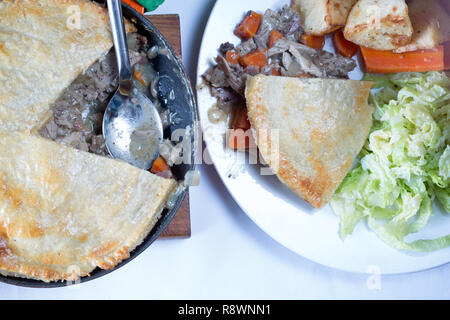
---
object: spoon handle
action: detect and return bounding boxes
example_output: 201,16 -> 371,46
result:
107,0 -> 133,96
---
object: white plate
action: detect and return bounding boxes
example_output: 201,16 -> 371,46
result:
196,0 -> 450,274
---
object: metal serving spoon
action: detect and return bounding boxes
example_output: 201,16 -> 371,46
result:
103,0 -> 163,170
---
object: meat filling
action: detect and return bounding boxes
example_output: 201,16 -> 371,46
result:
40,33 -> 152,156
202,5 -> 357,116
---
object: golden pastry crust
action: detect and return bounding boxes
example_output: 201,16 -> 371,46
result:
0,133 -> 176,282
0,0 -> 135,134
0,1 -> 176,282
245,75 -> 374,209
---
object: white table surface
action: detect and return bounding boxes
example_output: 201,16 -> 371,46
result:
1,0 -> 450,300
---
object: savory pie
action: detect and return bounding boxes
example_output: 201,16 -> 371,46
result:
245,75 -> 374,209
0,0 -> 177,282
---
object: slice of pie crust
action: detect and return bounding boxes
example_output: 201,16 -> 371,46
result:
0,132 -> 176,282
245,75 -> 374,209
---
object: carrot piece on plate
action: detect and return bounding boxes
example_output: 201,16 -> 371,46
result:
239,49 -> 267,70
231,107 -> 251,130
268,30 -> 284,48
225,50 -> 240,65
228,129 -> 253,150
121,0 -> 145,15
361,45 -> 445,73
234,11 -> 262,40
299,34 -> 325,50
150,156 -> 173,179
333,30 -> 358,58
228,108 -> 253,149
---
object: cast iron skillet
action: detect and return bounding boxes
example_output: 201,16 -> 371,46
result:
0,2 -> 198,288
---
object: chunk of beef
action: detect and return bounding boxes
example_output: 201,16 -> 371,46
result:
254,5 -> 303,48
203,66 -> 230,88
215,55 -> 246,96
268,39 -> 356,78
235,39 -> 257,56
279,5 -> 302,41
312,51 -> 357,79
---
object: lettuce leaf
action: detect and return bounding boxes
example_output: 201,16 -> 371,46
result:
331,72 -> 450,252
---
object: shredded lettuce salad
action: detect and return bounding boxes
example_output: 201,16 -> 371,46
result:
331,72 -> 450,252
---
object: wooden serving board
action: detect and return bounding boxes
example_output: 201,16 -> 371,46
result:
146,14 -> 191,239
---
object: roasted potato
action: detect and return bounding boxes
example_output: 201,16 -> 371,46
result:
394,0 -> 450,53
291,0 -> 357,36
344,0 -> 413,51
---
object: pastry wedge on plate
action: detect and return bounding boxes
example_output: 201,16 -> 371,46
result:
0,0 -> 177,282
245,75 -> 374,209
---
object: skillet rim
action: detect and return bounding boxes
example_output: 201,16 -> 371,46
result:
0,2 -> 198,288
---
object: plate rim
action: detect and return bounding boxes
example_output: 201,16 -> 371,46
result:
195,0 -> 450,275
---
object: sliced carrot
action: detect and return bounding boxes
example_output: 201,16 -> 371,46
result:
133,69 -> 147,86
228,109 -> 254,150
228,129 -> 253,150
239,49 -> 267,70
444,41 -> 450,70
268,30 -> 284,48
361,45 -> 444,73
121,0 -> 144,15
333,30 -> 358,58
225,50 -> 240,65
150,156 -> 173,178
151,156 -> 169,173
234,11 -> 262,40
231,107 -> 251,130
299,34 -> 325,50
